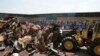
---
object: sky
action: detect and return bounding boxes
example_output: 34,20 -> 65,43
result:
0,0 -> 100,14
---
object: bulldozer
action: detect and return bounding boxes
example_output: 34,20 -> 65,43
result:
61,20 -> 100,56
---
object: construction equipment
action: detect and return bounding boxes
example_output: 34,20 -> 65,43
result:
61,20 -> 100,56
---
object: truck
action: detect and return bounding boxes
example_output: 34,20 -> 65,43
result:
61,20 -> 100,56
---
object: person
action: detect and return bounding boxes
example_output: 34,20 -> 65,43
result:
88,23 -> 95,38
86,21 -> 95,44
79,22 -> 84,35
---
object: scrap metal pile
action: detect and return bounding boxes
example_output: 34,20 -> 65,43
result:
0,17 -> 64,56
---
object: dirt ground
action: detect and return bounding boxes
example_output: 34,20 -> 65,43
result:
0,49 -> 90,56
33,49 -> 90,56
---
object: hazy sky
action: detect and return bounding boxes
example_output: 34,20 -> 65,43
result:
0,0 -> 100,14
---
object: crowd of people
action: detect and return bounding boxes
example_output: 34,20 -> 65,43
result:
33,20 -> 85,31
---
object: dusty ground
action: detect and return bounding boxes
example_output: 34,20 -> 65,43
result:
0,49 -> 90,56
33,49 -> 90,56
